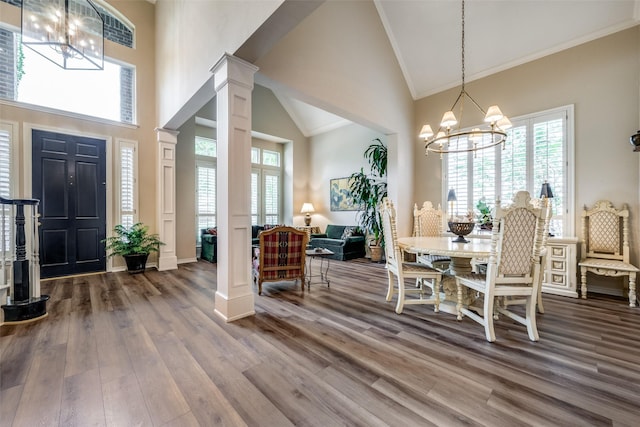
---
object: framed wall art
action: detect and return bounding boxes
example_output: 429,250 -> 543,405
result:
330,177 -> 362,211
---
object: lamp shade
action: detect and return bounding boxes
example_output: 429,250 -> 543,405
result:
440,111 -> 458,128
484,105 -> 504,123
419,124 -> 434,139
540,182 -> 554,198
447,189 -> 457,202
300,203 -> 315,214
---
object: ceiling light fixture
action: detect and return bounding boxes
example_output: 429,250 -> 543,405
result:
21,0 -> 104,70
420,0 -> 511,157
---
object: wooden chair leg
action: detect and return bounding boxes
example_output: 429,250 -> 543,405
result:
525,295 -> 539,341
385,270 -> 394,302
484,292 -> 496,342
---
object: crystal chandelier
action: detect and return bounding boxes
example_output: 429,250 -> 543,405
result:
420,0 -> 511,157
21,0 -> 104,70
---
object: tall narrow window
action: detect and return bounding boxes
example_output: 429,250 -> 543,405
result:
195,136 -> 217,242
117,140 -> 138,228
0,122 -> 16,252
250,144 -> 282,225
264,173 -> 279,224
251,171 -> 259,225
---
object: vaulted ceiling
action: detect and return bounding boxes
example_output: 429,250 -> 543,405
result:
276,0 -> 640,137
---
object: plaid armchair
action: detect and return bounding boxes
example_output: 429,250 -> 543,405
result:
256,226 -> 309,295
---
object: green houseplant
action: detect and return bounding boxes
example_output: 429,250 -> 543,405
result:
349,138 -> 388,262
103,222 -> 164,273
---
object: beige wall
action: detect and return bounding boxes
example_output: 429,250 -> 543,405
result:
308,123 -> 386,233
253,0 -> 416,235
0,0 -> 158,269
415,25 -> 640,266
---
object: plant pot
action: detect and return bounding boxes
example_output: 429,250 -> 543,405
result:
124,253 -> 149,274
370,245 -> 383,263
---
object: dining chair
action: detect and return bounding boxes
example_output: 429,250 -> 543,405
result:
455,191 -> 546,342
256,226 -> 308,295
578,200 -> 638,307
412,201 -> 451,271
381,198 -> 443,314
501,196 -> 552,314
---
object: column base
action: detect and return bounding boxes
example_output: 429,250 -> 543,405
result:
2,295 -> 50,324
214,290 -> 255,322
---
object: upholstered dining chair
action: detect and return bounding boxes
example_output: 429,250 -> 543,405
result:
412,201 -> 451,271
381,198 -> 443,314
256,226 -> 308,295
578,200 -> 638,307
455,191 -> 546,342
502,196 -> 552,314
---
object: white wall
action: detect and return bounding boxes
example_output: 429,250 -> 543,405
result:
154,0 -> 282,127
308,123 -> 386,232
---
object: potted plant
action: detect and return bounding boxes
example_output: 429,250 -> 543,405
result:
476,199 -> 493,230
103,222 -> 164,273
349,138 -> 387,262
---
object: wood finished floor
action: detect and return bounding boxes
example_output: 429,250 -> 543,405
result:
1,259 -> 640,427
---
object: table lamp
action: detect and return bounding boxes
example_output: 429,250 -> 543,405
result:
301,203 -> 315,226
447,189 -> 457,220
539,181 -> 554,236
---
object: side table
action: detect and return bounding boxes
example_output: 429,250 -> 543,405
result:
305,248 -> 334,289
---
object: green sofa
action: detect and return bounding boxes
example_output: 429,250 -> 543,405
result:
309,225 -> 365,261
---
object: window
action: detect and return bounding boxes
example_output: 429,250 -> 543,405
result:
262,149 -> 280,167
117,139 -> 138,228
195,137 -> 217,243
445,105 -> 573,236
251,145 -> 283,225
0,0 -> 135,124
0,121 -> 17,252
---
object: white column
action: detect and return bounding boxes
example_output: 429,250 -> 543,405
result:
211,54 -> 258,322
156,128 -> 178,271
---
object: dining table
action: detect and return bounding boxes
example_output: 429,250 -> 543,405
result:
397,235 -> 493,315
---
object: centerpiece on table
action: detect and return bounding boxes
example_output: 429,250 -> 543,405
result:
448,211 -> 475,243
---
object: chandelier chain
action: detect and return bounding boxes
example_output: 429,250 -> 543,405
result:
461,0 -> 465,90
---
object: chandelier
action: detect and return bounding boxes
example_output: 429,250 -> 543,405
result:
420,0 -> 511,157
21,0 -> 104,70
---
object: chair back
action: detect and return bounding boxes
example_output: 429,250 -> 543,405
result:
381,198 -> 401,269
581,200 -> 629,263
488,191 -> 545,284
258,226 -> 308,283
413,201 -> 444,237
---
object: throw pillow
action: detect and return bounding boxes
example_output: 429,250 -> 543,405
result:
341,226 -> 355,240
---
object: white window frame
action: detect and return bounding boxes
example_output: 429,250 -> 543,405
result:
0,121 -> 18,199
443,105 -> 575,237
251,143 -> 283,225
116,139 -> 138,228
195,136 -> 217,244
196,160 -> 217,244
0,121 -> 18,260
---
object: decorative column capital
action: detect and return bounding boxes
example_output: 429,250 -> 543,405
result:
210,53 -> 259,92
156,128 -> 179,144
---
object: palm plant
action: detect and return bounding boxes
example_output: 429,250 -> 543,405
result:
349,138 -> 388,248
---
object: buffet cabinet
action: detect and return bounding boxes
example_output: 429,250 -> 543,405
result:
541,237 -> 579,298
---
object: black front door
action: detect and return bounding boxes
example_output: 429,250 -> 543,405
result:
32,130 -> 106,278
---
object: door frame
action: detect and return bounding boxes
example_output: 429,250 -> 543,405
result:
23,122 -> 114,275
